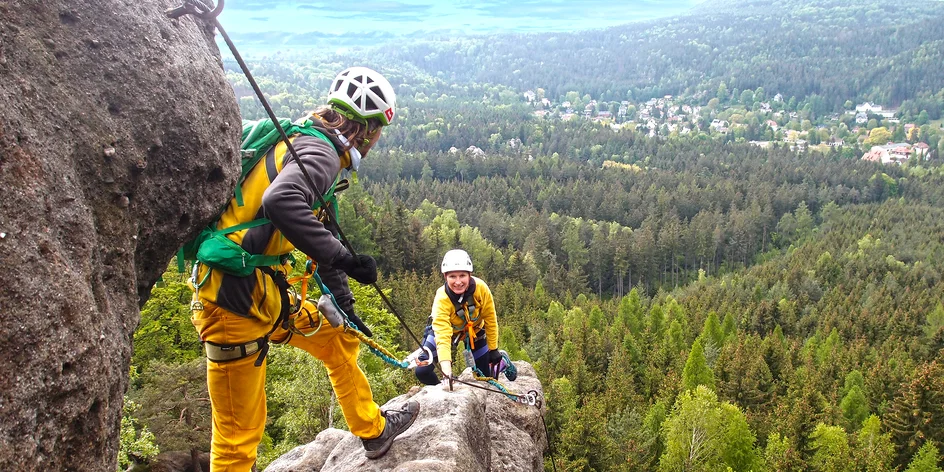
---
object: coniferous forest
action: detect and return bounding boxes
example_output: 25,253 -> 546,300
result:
122,0 -> 944,470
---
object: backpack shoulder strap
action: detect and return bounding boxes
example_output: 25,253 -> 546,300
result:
236,118 -> 334,207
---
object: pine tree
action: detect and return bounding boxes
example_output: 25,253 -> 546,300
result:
133,358 -> 211,472
642,401 -> 668,470
701,311 -> 724,349
721,312 -> 737,341
854,415 -> 896,472
808,423 -> 853,472
715,336 -> 773,417
664,320 -> 686,359
557,395 -> 618,471
682,339 -> 715,392
765,432 -> 803,472
904,442 -> 943,472
885,361 -> 944,468
618,288 -> 645,336
841,384 -> 870,432
648,303 -> 666,340
924,303 -> 944,346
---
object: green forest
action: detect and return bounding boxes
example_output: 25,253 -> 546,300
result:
121,0 -> 944,470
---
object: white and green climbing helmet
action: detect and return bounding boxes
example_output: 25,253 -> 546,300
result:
328,66 -> 397,126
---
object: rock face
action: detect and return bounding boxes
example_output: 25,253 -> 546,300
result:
0,0 -> 240,470
264,362 -> 548,472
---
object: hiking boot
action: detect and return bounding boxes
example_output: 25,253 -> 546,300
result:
362,401 -> 420,459
500,350 -> 517,381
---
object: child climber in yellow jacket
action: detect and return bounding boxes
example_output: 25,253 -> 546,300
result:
414,249 -> 516,387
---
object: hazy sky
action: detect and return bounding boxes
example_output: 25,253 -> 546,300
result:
217,0 -> 702,49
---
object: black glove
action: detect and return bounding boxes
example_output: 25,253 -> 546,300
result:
339,300 -> 373,337
488,349 -> 502,364
334,253 -> 378,285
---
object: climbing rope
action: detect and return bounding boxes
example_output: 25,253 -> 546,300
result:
459,371 -> 540,407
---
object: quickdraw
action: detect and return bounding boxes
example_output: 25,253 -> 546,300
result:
445,373 -> 543,408
451,346 -> 542,407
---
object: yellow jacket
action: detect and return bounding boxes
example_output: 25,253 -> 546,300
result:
430,276 -> 498,363
196,127 -> 354,324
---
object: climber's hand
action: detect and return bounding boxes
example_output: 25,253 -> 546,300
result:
334,252 -> 378,285
440,361 -> 453,391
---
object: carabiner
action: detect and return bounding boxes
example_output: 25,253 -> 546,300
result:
287,304 -> 323,338
165,0 -> 224,20
404,346 -> 434,370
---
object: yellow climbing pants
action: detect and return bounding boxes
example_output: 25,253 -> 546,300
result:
192,299 -> 385,472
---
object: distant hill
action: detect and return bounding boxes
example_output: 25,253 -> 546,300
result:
355,0 -> 944,108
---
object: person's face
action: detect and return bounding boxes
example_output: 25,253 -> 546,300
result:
357,127 -> 383,156
444,271 -> 471,295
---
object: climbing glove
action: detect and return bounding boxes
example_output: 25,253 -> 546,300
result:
339,300 -> 373,337
334,253 -> 378,285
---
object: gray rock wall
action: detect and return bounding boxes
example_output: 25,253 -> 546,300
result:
0,0 -> 240,470
265,362 -> 548,472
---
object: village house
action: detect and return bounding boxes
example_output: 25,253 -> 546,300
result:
861,142 -> 914,165
710,119 -> 729,132
853,102 -> 897,119
523,90 -> 536,102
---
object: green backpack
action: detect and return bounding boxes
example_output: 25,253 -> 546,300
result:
177,117 -> 340,277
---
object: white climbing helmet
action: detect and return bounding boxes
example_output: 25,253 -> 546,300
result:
441,249 -> 473,274
327,66 -> 397,126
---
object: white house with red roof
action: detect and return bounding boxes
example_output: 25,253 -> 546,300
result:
861,142 -> 915,165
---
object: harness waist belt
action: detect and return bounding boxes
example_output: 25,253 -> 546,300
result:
204,338 -> 266,363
